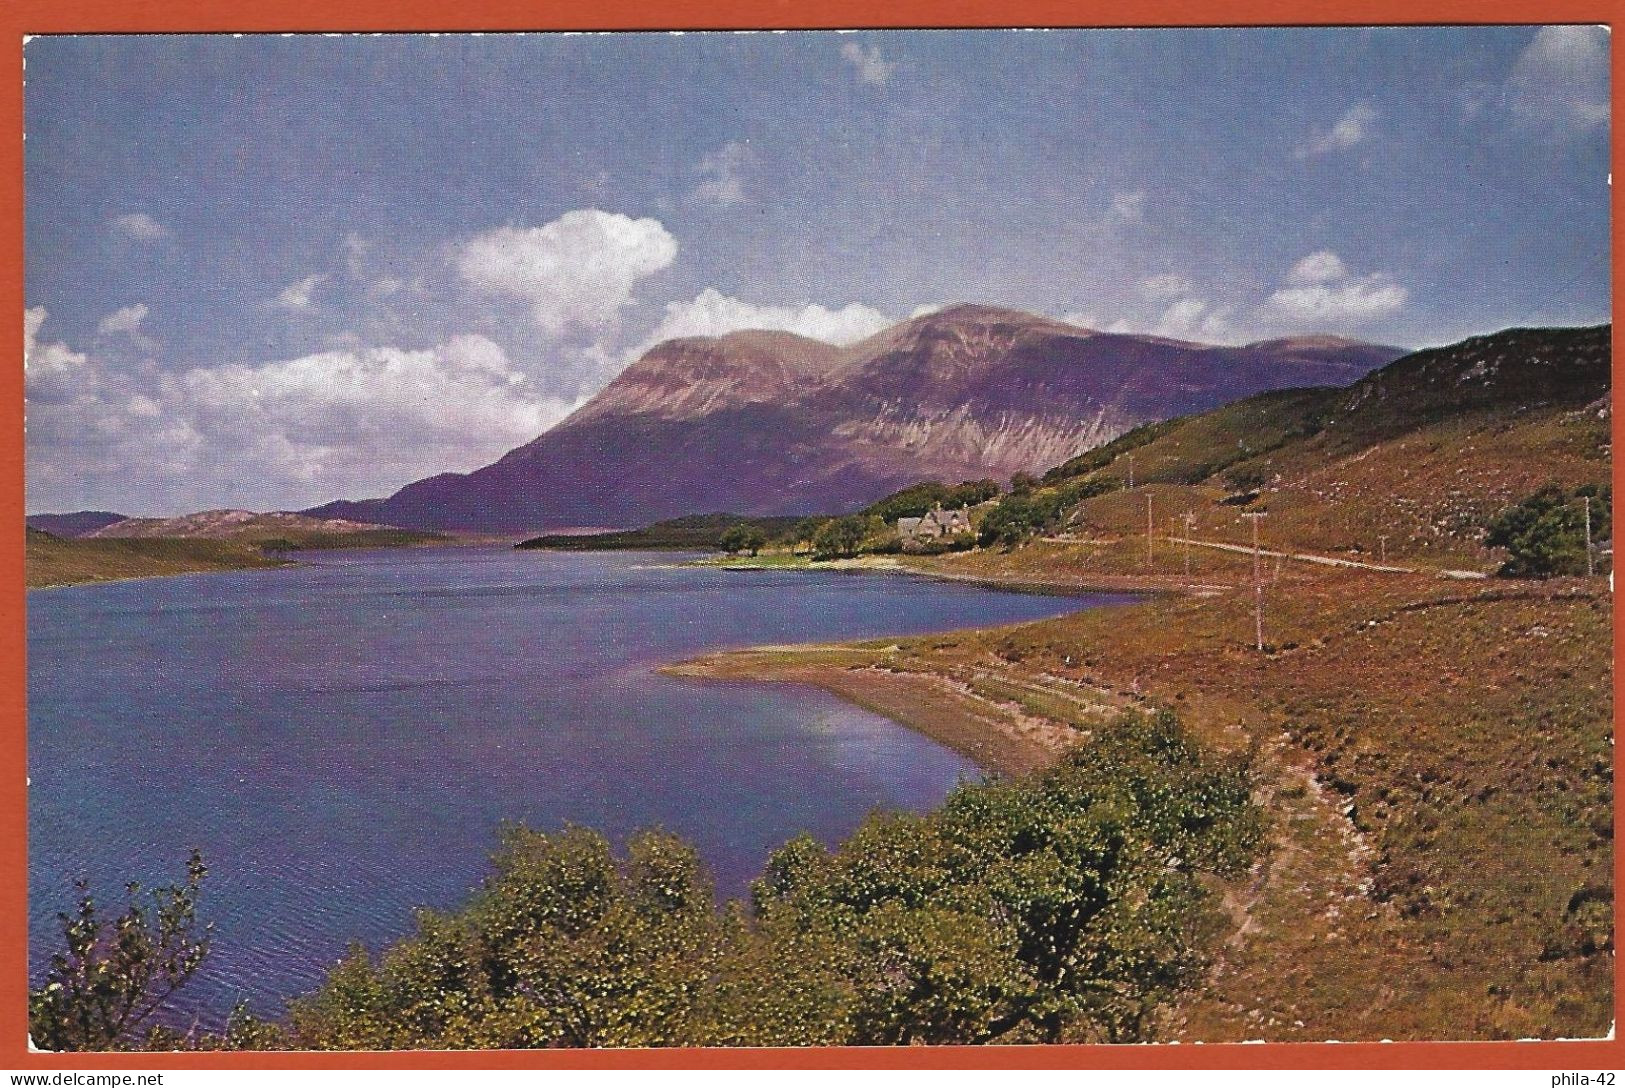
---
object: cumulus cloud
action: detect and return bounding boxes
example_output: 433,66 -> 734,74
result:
109,212 -> 169,241
1150,298 -> 1238,341
1264,279 -> 1407,324
1055,311 -> 1101,330
458,209 -> 678,336
24,307 -> 92,401
1262,251 -> 1407,326
1099,298 -> 1238,343
96,303 -> 150,337
634,288 -> 894,355
1105,190 -> 1147,224
1138,273 -> 1195,301
691,141 -> 751,206
840,41 -> 894,86
1285,250 -> 1349,285
271,274 -> 326,312
24,309 -> 586,513
342,232 -> 371,277
1295,102 -> 1378,159
1508,25 -> 1611,135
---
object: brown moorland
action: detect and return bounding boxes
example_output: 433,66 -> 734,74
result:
674,324 -> 1614,1041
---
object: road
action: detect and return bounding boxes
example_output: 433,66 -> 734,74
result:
1165,537 -> 1488,580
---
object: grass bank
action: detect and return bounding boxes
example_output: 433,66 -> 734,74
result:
26,530 -> 289,589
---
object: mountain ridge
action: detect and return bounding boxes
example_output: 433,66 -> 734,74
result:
305,305 -> 1404,532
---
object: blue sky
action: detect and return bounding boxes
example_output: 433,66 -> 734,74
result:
23,27 -> 1612,514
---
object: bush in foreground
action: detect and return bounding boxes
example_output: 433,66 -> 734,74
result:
29,850 -> 213,1051
285,710 -> 1263,1049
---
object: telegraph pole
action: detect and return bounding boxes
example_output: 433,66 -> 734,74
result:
1584,496 -> 1594,577
1146,493 -> 1154,567
1240,511 -> 1268,651
1378,534 -> 1389,566
1173,512 -> 1196,578
1127,454 -> 1135,490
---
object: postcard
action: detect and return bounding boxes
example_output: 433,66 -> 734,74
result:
17,24 -> 1615,1062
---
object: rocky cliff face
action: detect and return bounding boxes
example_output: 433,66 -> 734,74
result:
307,305 -> 1403,531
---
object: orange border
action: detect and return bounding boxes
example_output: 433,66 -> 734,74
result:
2,2 -> 1620,1071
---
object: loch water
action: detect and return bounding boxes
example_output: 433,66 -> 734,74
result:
28,546 -> 1118,1023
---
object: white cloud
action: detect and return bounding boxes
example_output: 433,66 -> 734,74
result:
1295,103 -> 1378,159
1285,250 -> 1348,285
1153,299 -> 1207,335
1105,190 -> 1147,224
1055,311 -> 1100,330
25,313 -> 587,513
342,232 -> 370,277
1508,25 -> 1611,134
24,307 -> 92,401
691,141 -> 751,206
1100,298 -> 1239,343
840,41 -> 894,86
458,209 -> 678,336
1263,276 -> 1407,325
635,288 -> 894,355
97,303 -> 149,337
1261,250 -> 1406,327
109,212 -> 169,241
1139,273 -> 1195,301
271,274 -> 326,312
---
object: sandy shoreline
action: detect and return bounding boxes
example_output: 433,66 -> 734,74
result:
665,552 -> 1190,776
664,651 -> 1078,777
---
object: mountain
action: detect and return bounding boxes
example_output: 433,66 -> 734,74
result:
307,305 -> 1404,532
25,510 -> 129,538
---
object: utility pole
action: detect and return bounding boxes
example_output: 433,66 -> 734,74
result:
1378,534 -> 1389,566
1127,454 -> 1135,490
1240,511 -> 1268,651
1173,512 -> 1196,578
1584,496 -> 1594,577
1146,493 -> 1154,567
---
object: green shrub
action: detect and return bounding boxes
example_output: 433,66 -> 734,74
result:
865,480 -> 1000,522
29,851 -> 212,1052
284,709 -> 1262,1049
1485,485 -> 1611,578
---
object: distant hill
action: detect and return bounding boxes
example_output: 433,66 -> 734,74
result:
87,509 -> 446,549
26,511 -> 129,538
1046,324 -> 1611,566
307,305 -> 1401,532
517,513 -> 809,552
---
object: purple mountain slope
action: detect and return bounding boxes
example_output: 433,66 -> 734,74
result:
306,305 -> 1403,532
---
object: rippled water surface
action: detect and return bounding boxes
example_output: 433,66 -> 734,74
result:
28,547 -> 1112,1023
